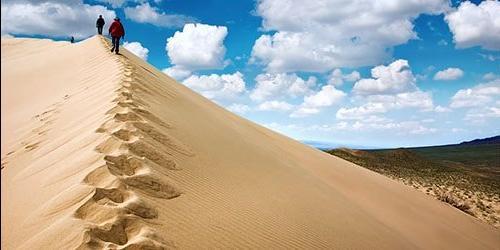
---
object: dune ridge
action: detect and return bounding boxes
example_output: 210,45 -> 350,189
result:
75,38 -> 193,249
2,36 -> 500,249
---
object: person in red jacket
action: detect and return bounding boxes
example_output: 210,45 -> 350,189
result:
108,17 -> 125,54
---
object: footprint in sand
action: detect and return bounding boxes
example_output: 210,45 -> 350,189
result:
24,142 -> 40,151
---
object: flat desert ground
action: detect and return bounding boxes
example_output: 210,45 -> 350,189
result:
1,36 -> 499,249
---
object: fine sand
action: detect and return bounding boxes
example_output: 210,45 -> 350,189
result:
1,36 -> 499,249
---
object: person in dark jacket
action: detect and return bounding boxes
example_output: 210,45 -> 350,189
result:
96,15 -> 105,35
108,17 -> 125,54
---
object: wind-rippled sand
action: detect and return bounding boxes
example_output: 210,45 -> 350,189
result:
1,36 -> 499,249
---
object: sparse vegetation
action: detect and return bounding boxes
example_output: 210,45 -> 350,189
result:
326,143 -> 500,228
437,192 -> 472,215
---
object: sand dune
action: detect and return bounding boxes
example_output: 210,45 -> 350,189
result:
1,36 -> 499,249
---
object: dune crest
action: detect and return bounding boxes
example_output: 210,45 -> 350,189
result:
2,36 -> 499,249
76,40 -> 190,249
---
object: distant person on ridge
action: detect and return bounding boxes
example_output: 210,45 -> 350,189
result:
109,17 -> 125,54
96,15 -> 105,35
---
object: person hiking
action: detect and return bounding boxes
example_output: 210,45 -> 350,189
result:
109,17 -> 125,54
96,15 -> 105,35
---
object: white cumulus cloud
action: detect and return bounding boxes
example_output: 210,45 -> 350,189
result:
291,85 -> 346,117
162,66 -> 192,81
96,0 -> 127,8
124,3 -> 193,28
434,105 -> 451,113
303,85 -> 346,108
258,101 -> 294,112
97,0 -> 162,8
433,67 -> 464,80
353,59 -> 417,95
289,107 -> 321,118
166,23 -> 228,71
123,41 -> 149,60
464,106 -> 500,121
251,0 -> 450,72
328,69 -> 361,87
250,73 -> 316,102
334,120 -> 437,135
450,79 -> 500,108
1,0 -> 115,39
182,72 -> 246,100
337,91 -> 434,120
338,59 -> 434,121
368,91 -> 434,112
445,0 -> 500,50
336,102 -> 388,120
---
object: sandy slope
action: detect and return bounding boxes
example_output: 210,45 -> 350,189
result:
1,36 -> 499,249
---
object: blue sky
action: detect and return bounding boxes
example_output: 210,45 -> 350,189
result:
2,0 -> 499,148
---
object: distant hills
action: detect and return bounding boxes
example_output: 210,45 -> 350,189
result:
311,135 -> 500,151
459,135 -> 500,146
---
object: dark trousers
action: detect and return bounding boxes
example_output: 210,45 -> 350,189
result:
97,26 -> 103,35
111,36 -> 120,53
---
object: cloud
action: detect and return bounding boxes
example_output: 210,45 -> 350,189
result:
289,107 -> 320,118
162,66 -> 192,81
226,103 -> 251,114
96,0 -> 127,8
1,1 -> 115,39
336,91 -> 434,120
291,85 -> 346,117
328,69 -> 361,87
166,23 -> 228,71
438,39 -> 448,46
464,106 -> 500,121
479,53 -> 500,62
450,79 -> 500,108
250,73 -> 316,102
123,41 -> 149,60
182,72 -> 246,100
335,120 -> 437,135
483,72 -> 499,81
336,102 -> 387,120
257,101 -> 294,112
400,122 -> 438,135
445,1 -> 500,50
369,91 -> 434,110
251,0 -> 450,72
264,119 -> 438,138
352,59 -> 416,95
433,67 -> 464,80
434,105 -> 451,113
451,128 -> 465,133
303,85 -> 346,108
97,0 -> 160,8
124,3 -> 193,28
338,59 -> 434,121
